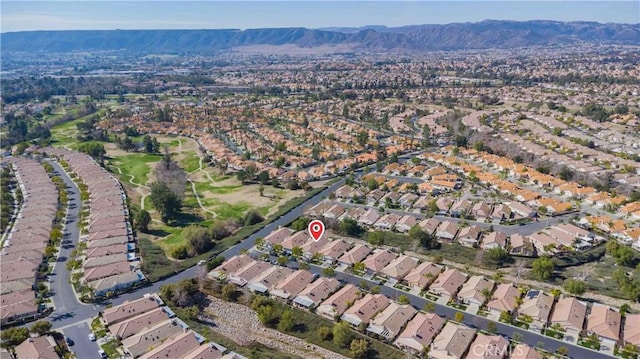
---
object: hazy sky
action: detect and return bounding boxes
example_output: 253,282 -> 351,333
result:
2,1 -> 638,33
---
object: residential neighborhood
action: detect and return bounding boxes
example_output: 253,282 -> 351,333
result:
1,4 -> 640,359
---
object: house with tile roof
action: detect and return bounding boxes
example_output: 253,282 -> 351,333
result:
363,249 -> 398,275
517,290 -> 554,332
13,336 -> 60,359
341,293 -> 390,327
367,302 -> 417,340
429,269 -> 468,301
269,270 -> 315,301
381,255 -> 418,280
394,312 -> 445,354
549,296 -> 586,340
292,277 -> 340,310
338,244 -> 372,266
429,322 -> 476,359
316,284 -> 361,321
587,303 -> 621,348
623,313 -> 640,349
457,275 -> 495,307
510,344 -> 543,359
403,261 -> 443,290
465,333 -> 509,359
487,283 -> 520,317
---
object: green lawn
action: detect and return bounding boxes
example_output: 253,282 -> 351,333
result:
101,339 -> 120,359
194,181 -> 243,195
180,153 -> 201,172
164,139 -> 181,147
140,189 -> 324,282
90,317 -> 107,338
50,109 -> 105,148
109,153 -> 162,186
214,201 -> 252,219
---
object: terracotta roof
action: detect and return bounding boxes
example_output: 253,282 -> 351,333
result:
394,312 -> 445,352
13,336 -> 59,359
102,296 -> 160,325
587,303 -> 621,341
549,297 -> 586,333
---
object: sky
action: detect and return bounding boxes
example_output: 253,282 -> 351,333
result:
2,1 -> 638,33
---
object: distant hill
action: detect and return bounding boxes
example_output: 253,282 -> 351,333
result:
2,20 -> 638,54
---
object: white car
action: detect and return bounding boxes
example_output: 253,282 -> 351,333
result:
197,260 -> 206,266
98,349 -> 107,358
88,333 -> 96,341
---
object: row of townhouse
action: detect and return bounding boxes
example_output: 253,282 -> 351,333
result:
307,201 -> 534,253
424,150 -> 597,212
258,225 -> 639,351
0,157 -> 57,326
488,285 -> 639,352
579,215 -> 640,251
335,180 -> 537,223
99,294 -> 242,359
43,148 -> 145,298
210,255 -> 547,359
451,148 -> 639,221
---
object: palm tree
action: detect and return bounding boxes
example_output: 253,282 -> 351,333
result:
423,272 -> 436,284
273,244 -> 284,256
492,270 -> 505,283
480,288 -> 493,303
254,237 -> 265,250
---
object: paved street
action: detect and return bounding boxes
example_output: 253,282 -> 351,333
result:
48,160 -> 84,314
61,321 -> 101,359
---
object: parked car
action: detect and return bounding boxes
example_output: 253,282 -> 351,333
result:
98,349 -> 107,358
197,260 -> 206,266
65,337 -> 74,346
88,333 -> 96,341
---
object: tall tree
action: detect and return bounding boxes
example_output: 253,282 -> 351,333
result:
134,209 -> 151,232
531,256 -> 555,281
150,182 -> 182,223
332,322 -> 354,348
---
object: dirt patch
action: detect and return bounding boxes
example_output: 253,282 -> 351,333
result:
205,296 -> 347,359
103,143 -> 130,157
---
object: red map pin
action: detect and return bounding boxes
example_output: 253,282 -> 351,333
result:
308,219 -> 325,242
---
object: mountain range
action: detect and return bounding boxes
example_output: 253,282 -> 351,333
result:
2,20 -> 638,54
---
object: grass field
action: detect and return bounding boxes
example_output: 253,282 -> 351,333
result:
48,121 -> 309,275
141,187 -> 324,282
194,181 -> 243,195
50,113 -> 95,148
108,153 -> 162,186
180,152 -> 201,172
